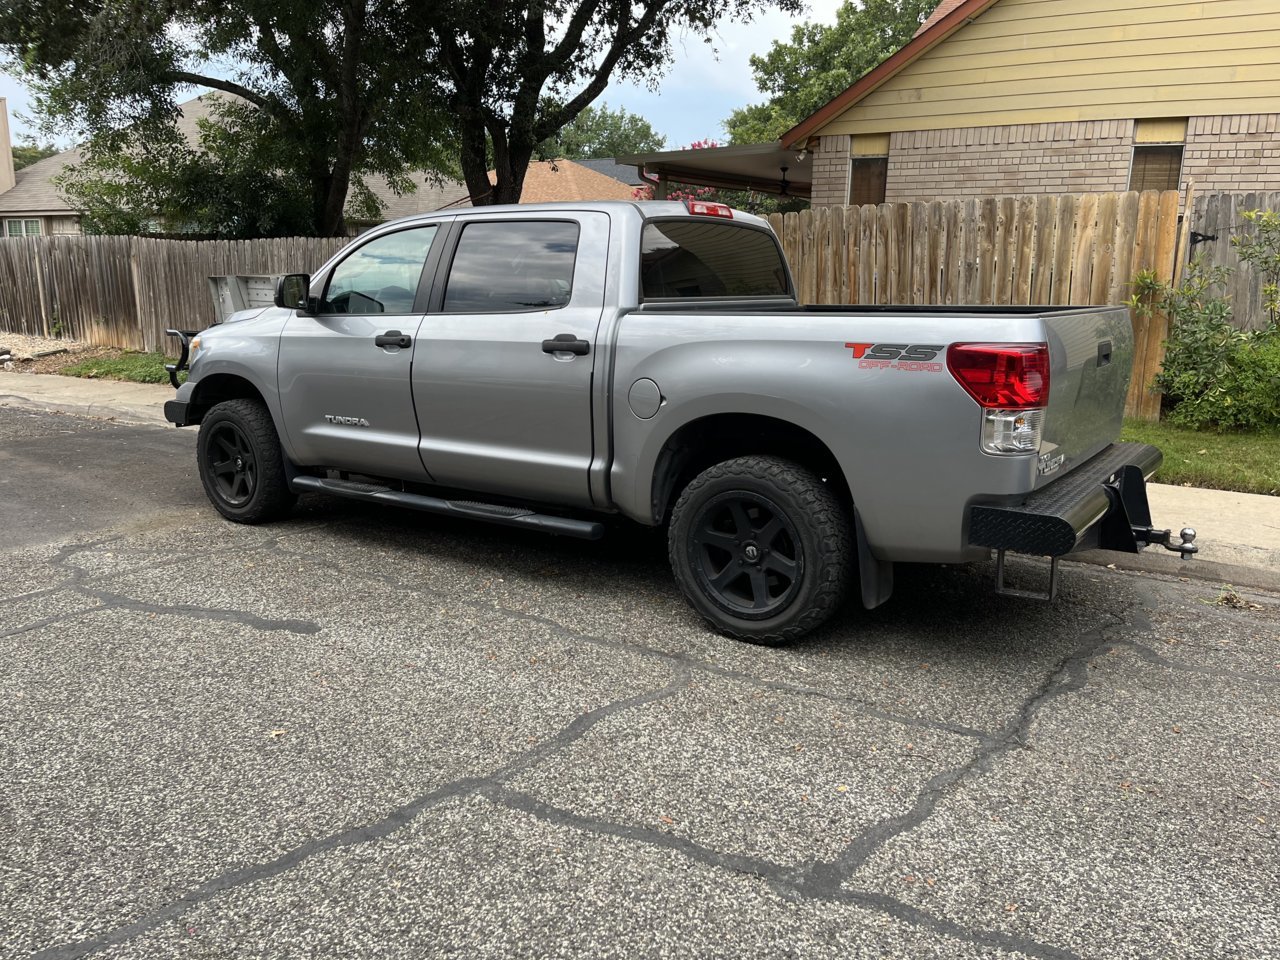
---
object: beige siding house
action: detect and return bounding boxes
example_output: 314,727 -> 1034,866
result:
0,95 -> 469,237
789,0 -> 1280,206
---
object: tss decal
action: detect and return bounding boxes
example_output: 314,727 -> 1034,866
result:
845,342 -> 945,372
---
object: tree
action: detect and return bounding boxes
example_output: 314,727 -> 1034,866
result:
724,0 -> 935,144
538,104 -> 666,160
11,143 -> 59,170
1,0 -> 451,236
423,0 -> 800,206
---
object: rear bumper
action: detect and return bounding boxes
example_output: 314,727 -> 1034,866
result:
969,442 -> 1165,557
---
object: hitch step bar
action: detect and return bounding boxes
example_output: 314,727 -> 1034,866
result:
290,475 -> 605,540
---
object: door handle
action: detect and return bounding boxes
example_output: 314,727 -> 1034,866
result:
1097,340 -> 1112,367
375,330 -> 411,349
542,333 -> 590,356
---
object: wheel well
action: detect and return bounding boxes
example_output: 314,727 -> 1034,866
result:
650,414 -> 852,525
188,374 -> 267,424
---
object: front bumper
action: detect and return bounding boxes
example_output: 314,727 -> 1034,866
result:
969,442 -> 1194,559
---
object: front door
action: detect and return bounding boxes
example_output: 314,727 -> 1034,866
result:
412,214 -> 608,508
278,223 -> 442,479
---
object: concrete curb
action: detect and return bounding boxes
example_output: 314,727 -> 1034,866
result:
0,375 -> 172,427
1067,549 -> 1279,594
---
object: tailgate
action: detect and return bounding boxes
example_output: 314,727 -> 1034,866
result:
1036,306 -> 1134,488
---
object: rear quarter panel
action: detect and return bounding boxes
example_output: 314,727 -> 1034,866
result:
610,310 -> 1062,563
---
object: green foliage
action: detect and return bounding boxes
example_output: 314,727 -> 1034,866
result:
431,0 -> 800,205
1119,418 -> 1280,496
537,104 -> 665,160
1231,208 -> 1280,326
59,350 -> 181,384
58,99 -> 348,238
723,0 -> 934,144
1131,256 -> 1280,431
2,0 -> 451,236
11,143 -> 59,170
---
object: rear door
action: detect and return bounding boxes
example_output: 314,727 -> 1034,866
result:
412,212 -> 608,508
278,223 -> 445,479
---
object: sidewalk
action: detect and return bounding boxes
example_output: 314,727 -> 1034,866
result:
2,372 -> 1277,588
0,371 -> 171,427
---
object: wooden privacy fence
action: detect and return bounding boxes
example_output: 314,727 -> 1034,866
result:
0,192 -> 1189,418
767,190 -> 1184,420
0,235 -> 350,354
1189,190 -> 1280,330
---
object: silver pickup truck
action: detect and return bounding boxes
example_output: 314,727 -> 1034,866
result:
164,200 -> 1195,643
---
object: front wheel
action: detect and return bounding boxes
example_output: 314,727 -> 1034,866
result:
668,456 -> 852,645
196,398 -> 295,524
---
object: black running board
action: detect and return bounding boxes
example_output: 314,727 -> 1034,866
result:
290,476 -> 605,540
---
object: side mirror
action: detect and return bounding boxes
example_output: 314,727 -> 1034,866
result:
275,273 -> 312,311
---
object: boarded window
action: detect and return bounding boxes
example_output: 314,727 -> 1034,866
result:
850,158 -> 888,207
1129,146 -> 1183,193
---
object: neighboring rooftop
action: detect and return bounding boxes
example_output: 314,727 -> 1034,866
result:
914,0 -> 965,37
0,93 -> 469,223
507,159 -> 637,203
572,158 -> 646,188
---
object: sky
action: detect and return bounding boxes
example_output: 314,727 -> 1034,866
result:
0,0 -> 844,151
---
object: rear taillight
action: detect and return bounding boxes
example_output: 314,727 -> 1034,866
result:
685,200 -> 734,219
947,343 -> 1050,456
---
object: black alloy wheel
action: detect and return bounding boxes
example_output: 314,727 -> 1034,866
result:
204,420 -> 258,507
689,491 -> 803,618
668,455 -> 853,645
196,398 -> 295,524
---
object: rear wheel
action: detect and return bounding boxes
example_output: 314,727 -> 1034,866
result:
197,399 -> 295,524
668,456 -> 852,645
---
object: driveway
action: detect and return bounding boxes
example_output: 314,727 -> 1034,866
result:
2,407 -> 1277,960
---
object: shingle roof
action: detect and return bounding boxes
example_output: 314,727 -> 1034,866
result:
506,159 -> 637,203
914,0 -> 967,37
356,171 -> 472,221
572,158 -> 645,187
0,146 -> 82,214
0,93 -> 470,221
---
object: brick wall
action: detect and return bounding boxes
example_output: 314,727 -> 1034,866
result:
1183,115 -> 1280,193
809,135 -> 851,207
883,121 -> 1135,202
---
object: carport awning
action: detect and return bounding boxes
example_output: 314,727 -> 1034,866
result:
620,143 -> 812,198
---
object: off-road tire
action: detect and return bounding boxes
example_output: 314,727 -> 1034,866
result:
196,398 -> 295,524
668,455 -> 852,645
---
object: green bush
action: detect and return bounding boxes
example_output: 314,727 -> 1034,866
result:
1131,254 -> 1280,431
1166,338 -> 1280,431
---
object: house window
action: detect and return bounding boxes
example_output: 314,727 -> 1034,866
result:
1129,145 -> 1183,193
4,218 -> 42,238
850,158 -> 888,206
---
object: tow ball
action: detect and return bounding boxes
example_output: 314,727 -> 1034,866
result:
1135,525 -> 1199,560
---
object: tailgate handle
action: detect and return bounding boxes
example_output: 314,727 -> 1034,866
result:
1097,341 -> 1112,367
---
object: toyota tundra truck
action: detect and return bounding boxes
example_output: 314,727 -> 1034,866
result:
163,200 -> 1196,644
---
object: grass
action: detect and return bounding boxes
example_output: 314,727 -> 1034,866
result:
59,350 -> 182,385
1121,417 -> 1280,496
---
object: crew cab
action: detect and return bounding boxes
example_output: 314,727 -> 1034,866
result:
164,200 -> 1196,644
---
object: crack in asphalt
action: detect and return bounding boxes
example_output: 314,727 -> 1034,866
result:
484,786 -> 1079,960
29,677 -> 692,960
0,535 -> 323,638
807,613 -> 1125,887
10,528 -> 1276,960
269,538 -> 1000,745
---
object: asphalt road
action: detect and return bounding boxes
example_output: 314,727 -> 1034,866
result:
2,407 -> 1277,960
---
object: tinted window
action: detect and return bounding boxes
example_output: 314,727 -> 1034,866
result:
321,225 -> 438,314
640,222 -> 789,299
443,220 -> 579,313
